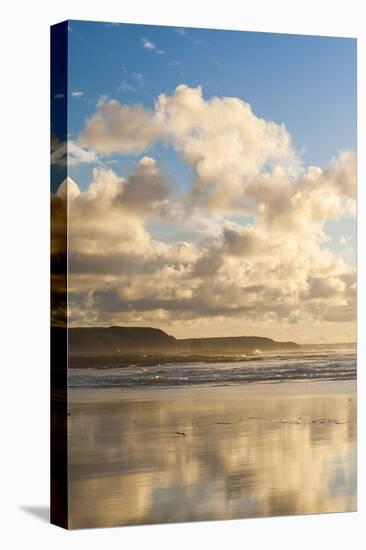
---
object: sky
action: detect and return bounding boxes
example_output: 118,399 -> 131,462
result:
51,21 -> 357,343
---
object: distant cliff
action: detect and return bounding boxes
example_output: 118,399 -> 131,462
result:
68,326 -> 177,356
67,326 -> 299,357
178,336 -> 299,353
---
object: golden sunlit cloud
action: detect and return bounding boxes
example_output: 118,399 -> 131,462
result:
52,85 -> 356,342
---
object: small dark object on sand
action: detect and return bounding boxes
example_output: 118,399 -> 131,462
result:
176,431 -> 186,437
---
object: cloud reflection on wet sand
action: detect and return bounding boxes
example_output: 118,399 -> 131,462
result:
68,383 -> 356,528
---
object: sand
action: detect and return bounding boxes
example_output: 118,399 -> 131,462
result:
68,380 -> 356,529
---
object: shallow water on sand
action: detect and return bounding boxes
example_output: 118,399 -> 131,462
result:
68,381 -> 356,528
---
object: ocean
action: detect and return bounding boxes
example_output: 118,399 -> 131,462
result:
68,346 -> 356,388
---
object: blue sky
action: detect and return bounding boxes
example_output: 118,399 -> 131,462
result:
61,21 -> 356,186
51,21 -> 357,340
54,21 -> 356,265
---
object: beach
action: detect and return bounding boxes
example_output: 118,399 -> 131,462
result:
68,379 -> 356,528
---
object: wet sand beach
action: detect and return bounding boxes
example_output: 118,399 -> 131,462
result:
68,380 -> 356,528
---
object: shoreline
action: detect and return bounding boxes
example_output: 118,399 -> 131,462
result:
68,378 -> 356,403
